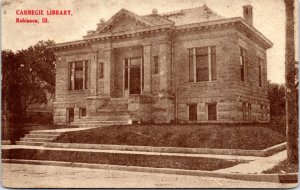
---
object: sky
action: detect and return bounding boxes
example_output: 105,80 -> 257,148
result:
1,0 -> 298,84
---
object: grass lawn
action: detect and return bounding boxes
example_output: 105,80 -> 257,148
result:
55,124 -> 285,150
2,148 -> 241,171
263,160 -> 298,174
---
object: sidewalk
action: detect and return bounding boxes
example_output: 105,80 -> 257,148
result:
2,144 -> 293,183
217,150 -> 287,174
2,144 -> 287,174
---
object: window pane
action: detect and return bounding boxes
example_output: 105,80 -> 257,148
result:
130,58 -> 140,66
125,68 -> 128,89
211,46 -> 216,54
196,47 -> 208,56
240,47 -> 246,82
211,47 -> 217,80
75,61 -> 83,90
99,62 -> 104,79
196,54 -> 208,81
75,61 -> 83,68
258,58 -> 262,87
188,49 -> 194,82
68,62 -> 73,90
85,61 -> 88,89
258,64 -> 262,87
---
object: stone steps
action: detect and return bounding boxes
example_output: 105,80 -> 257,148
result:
20,137 -> 53,142
15,141 -> 45,146
72,98 -> 133,128
16,130 -> 63,146
25,134 -> 60,138
82,114 -> 131,121
70,120 -> 130,128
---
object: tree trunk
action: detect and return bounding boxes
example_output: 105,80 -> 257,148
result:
284,0 -> 298,164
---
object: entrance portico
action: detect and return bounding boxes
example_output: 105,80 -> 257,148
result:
102,43 -> 155,99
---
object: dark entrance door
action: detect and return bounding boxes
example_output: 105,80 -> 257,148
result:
189,104 -> 197,121
129,67 -> 141,94
208,103 -> 217,120
68,108 -> 74,122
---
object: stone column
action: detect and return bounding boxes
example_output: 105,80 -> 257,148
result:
159,42 -> 171,93
103,48 -> 114,97
90,51 -> 97,96
143,43 -> 152,94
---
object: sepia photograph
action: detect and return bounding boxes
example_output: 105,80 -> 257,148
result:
1,0 -> 298,188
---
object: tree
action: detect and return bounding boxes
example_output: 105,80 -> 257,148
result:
284,0 -> 298,164
1,40 -> 56,142
267,82 -> 286,135
16,40 -> 56,113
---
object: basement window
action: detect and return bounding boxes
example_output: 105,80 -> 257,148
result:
188,104 -> 197,121
79,108 -> 86,118
207,103 -> 217,121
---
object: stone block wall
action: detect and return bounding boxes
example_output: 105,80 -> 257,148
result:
173,26 -> 270,123
53,25 -> 270,124
54,48 -> 97,124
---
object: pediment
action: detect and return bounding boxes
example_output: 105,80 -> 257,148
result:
108,16 -> 147,33
97,9 -> 151,34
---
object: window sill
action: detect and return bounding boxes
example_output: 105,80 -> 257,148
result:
189,80 -> 218,85
68,89 -> 89,94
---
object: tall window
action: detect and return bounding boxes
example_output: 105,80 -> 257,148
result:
68,60 -> 88,91
99,62 -> 104,79
68,62 -> 73,90
189,49 -> 194,82
153,56 -> 159,74
258,57 -> 263,87
189,46 -> 216,82
211,46 -> 217,80
75,61 -> 84,90
240,47 -> 247,81
196,47 -> 209,81
85,62 -> 88,89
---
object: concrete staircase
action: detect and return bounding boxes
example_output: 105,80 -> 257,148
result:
16,130 -> 61,146
70,98 -> 132,128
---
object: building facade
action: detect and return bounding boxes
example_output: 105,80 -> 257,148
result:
51,5 -> 272,126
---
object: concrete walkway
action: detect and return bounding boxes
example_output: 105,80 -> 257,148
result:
3,144 -> 288,174
217,150 -> 287,174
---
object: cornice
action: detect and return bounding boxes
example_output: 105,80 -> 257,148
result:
49,17 -> 272,51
